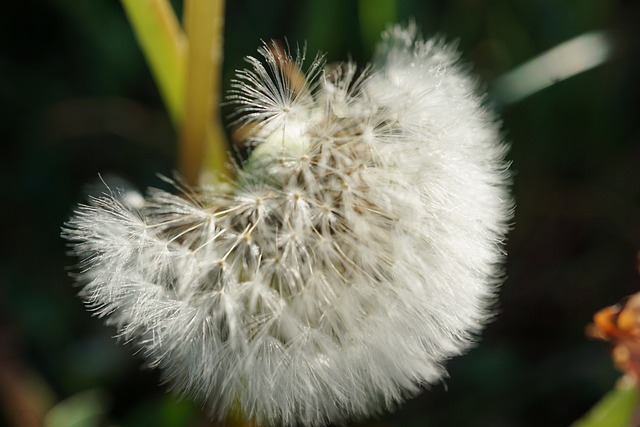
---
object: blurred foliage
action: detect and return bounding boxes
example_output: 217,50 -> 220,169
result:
571,379 -> 638,427
1,0 -> 639,426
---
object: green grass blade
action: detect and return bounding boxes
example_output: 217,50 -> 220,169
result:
572,378 -> 639,427
120,0 -> 186,126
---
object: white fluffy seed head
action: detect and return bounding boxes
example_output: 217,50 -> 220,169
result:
63,24 -> 512,426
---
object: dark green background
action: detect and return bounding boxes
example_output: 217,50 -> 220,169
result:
2,0 -> 639,426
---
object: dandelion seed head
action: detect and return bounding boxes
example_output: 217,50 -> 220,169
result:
64,24 -> 512,426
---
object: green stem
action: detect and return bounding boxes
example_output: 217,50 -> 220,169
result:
180,0 -> 229,185
120,0 -> 186,126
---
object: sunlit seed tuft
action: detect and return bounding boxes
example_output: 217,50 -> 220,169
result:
64,24 -> 512,426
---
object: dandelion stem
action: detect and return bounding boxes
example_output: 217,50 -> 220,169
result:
120,0 -> 186,126
180,0 -> 229,185
225,403 -> 262,427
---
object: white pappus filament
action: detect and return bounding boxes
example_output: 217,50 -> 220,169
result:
64,24 -> 513,427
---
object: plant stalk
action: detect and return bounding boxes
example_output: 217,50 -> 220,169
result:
180,0 -> 229,185
120,0 -> 186,126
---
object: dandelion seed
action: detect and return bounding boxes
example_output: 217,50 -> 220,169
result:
63,24 -> 513,426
